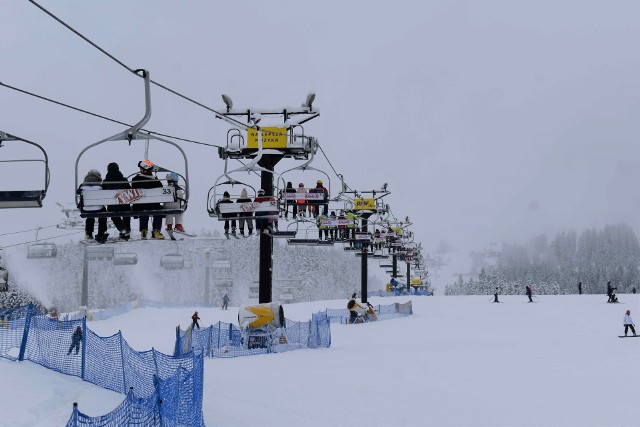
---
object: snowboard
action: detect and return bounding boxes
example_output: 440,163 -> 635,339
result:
618,335 -> 639,338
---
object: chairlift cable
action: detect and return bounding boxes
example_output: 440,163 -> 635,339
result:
0,224 -> 57,237
1,230 -> 83,248
317,143 -> 352,192
27,0 -> 252,132
0,82 -> 220,148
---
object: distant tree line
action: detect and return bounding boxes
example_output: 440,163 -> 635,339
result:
445,223 -> 640,296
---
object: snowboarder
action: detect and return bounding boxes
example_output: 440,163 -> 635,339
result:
191,311 -> 200,329
222,294 -> 229,310
578,281 -> 582,295
67,325 -> 83,355
623,310 -> 636,336
525,285 -> 533,303
607,281 -> 617,303
493,287 -> 500,303
102,162 -> 131,241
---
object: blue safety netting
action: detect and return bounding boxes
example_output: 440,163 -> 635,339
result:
1,305 -> 204,427
174,316 -> 331,358
319,301 -> 413,324
0,305 -> 37,360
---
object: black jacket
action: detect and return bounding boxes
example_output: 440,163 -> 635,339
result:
131,173 -> 162,211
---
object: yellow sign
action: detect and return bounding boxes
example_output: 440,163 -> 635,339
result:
354,198 -> 375,210
391,227 -> 404,237
247,127 -> 287,149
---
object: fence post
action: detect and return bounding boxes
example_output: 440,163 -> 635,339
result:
81,317 -> 87,380
119,330 -> 127,393
208,325 -> 213,357
18,303 -> 34,361
127,387 -> 133,423
72,402 -> 78,427
173,325 -> 181,357
217,322 -> 222,357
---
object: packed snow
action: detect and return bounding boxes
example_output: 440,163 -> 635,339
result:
1,294 -> 638,426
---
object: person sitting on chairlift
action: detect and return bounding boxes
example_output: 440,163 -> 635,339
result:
102,162 -> 131,241
165,172 -> 186,233
296,183 -> 307,218
78,169 -> 109,243
216,191 -> 236,236
236,188 -> 253,236
131,160 -> 165,240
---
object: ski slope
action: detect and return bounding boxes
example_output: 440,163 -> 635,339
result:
1,294 -> 639,427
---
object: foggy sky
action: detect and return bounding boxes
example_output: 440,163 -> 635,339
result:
2,0 -> 640,253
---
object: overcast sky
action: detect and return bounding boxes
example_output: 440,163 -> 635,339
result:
2,1 -> 640,253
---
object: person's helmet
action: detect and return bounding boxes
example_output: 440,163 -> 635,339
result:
166,172 -> 179,182
258,189 -> 265,196
317,179 -> 323,185
138,160 -> 154,172
627,310 -> 631,315
298,183 -> 304,187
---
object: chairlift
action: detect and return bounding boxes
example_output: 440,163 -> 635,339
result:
84,245 -> 114,261
287,226 -> 334,246
26,242 -> 57,259
0,131 -> 50,208
75,69 -> 189,219
160,253 -> 185,270
113,252 -> 138,266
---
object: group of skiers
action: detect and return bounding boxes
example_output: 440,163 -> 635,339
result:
282,180 -> 329,219
215,188 -> 272,236
78,160 -> 186,242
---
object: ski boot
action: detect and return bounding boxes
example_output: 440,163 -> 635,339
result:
175,224 -> 185,233
152,230 -> 165,240
141,229 -> 148,240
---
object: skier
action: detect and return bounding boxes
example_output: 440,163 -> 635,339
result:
525,285 -> 533,302
67,325 -> 83,355
283,181 -> 297,218
607,281 -> 617,303
578,281 -> 582,295
77,169 -> 109,243
623,310 -> 636,336
102,162 -> 131,241
222,294 -> 229,310
216,191 -> 236,236
131,160 -> 165,239
191,311 -> 200,329
236,188 -> 253,236
493,287 -> 500,303
164,172 -> 186,233
633,287 -> 637,294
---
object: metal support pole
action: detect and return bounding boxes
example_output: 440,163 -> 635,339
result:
258,154 -> 282,304
81,247 -> 89,307
392,253 -> 398,278
360,215 -> 371,304
204,257 -> 211,306
406,260 -> 411,294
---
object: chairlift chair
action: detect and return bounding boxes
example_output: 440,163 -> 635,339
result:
27,242 -> 57,259
74,70 -> 189,219
0,132 -> 50,208
160,253 -> 185,270
113,252 -> 138,266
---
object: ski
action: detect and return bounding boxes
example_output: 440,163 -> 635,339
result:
173,230 -> 196,237
618,335 -> 639,338
165,229 -> 184,241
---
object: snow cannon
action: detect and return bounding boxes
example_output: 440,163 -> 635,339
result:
238,303 -> 285,329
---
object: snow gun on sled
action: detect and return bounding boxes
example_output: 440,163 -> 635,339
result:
238,303 -> 285,329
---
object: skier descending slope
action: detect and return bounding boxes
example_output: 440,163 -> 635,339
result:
622,310 -> 637,337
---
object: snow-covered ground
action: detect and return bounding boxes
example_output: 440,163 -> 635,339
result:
1,294 -> 639,427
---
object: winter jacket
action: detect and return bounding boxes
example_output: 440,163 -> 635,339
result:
216,195 -> 236,218
102,169 -> 130,212
236,189 -> 252,217
623,313 -> 634,325
71,328 -> 83,344
131,172 -> 163,211
296,186 -> 307,204
78,170 -> 103,211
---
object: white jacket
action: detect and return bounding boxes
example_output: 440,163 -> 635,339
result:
623,313 -> 634,325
